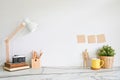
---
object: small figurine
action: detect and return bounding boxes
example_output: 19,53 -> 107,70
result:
82,49 -> 89,68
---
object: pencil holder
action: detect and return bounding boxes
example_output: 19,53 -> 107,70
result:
31,58 -> 41,69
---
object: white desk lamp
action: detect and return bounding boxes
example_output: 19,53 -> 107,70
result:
4,19 -> 38,71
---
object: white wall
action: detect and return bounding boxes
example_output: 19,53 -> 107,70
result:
0,0 -> 120,67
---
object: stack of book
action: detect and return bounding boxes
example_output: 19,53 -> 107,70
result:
4,62 -> 30,71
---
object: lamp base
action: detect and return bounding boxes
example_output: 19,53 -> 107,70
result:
4,62 -> 30,71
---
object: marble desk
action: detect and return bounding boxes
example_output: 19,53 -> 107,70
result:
0,67 -> 120,80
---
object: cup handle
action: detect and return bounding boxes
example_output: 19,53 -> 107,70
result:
100,60 -> 104,67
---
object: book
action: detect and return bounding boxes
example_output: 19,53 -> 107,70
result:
5,62 -> 27,68
3,65 -> 30,71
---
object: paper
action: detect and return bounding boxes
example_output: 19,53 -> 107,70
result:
77,35 -> 85,43
88,35 -> 96,43
97,34 -> 106,43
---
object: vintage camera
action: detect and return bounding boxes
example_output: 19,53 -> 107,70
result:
12,55 -> 26,63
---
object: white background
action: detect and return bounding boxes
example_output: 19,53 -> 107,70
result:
0,0 -> 120,67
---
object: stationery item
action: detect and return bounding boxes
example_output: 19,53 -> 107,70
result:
4,62 -> 30,71
39,50 -> 43,59
5,62 -> 27,68
97,34 -> 106,43
77,35 -> 85,43
31,58 -> 40,69
82,49 -> 89,68
4,65 -> 30,72
91,58 -> 104,70
31,50 -> 43,69
88,35 -> 96,43
32,51 -> 38,59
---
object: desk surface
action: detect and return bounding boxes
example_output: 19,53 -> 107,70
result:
0,67 -> 120,80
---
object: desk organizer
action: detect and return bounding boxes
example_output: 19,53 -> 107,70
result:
31,58 -> 40,69
31,50 -> 43,69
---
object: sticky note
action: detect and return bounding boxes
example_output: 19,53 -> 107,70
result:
97,34 -> 106,43
88,35 -> 96,43
77,35 -> 85,43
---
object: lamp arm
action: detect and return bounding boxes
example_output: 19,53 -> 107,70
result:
5,23 -> 25,63
6,23 -> 25,41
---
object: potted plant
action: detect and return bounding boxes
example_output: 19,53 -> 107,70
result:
97,45 -> 115,68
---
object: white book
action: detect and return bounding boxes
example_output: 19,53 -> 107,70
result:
4,66 -> 30,71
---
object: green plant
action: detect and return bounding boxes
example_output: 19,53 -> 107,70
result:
98,45 -> 115,56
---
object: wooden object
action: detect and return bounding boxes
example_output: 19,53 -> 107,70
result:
31,59 -> 40,69
5,23 -> 25,63
97,34 -> 106,43
31,50 -> 43,69
99,56 -> 114,69
77,35 -> 85,43
5,62 -> 27,68
4,62 -> 30,71
4,23 -> 31,71
82,49 -> 89,68
88,35 -> 96,43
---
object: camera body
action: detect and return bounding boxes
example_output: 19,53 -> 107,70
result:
12,55 -> 26,63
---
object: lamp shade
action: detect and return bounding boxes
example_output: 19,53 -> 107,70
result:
24,18 -> 38,32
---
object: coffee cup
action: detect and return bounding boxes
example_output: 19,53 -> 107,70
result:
91,58 -> 104,70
